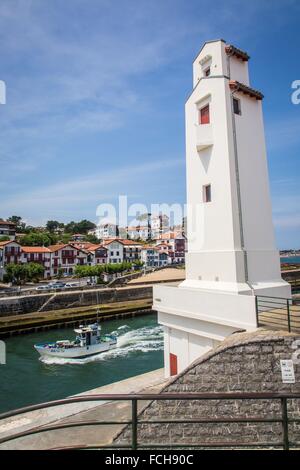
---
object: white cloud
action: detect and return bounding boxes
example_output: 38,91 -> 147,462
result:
1,157 -> 184,223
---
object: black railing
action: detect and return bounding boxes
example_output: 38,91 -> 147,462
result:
256,295 -> 300,332
0,392 -> 300,450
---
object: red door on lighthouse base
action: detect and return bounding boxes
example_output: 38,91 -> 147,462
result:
170,353 -> 178,376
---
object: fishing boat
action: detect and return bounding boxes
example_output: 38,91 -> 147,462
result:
34,322 -> 117,359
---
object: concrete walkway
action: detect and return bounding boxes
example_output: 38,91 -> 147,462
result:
0,368 -> 167,450
128,268 -> 185,285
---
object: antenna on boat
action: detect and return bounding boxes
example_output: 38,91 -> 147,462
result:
96,287 -> 100,324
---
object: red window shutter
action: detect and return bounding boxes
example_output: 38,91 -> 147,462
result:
170,353 -> 178,376
199,105 -> 210,124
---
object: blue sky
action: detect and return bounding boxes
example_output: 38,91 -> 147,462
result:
0,0 -> 299,248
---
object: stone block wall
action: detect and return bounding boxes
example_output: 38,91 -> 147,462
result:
115,330 -> 300,448
0,286 -> 152,316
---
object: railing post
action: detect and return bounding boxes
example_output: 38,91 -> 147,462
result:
255,295 -> 259,327
281,397 -> 289,450
287,299 -> 291,333
131,398 -> 138,450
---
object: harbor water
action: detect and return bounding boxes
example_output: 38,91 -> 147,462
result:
281,256 -> 300,264
0,312 -> 163,413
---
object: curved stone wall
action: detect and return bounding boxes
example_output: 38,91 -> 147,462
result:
115,329 -> 300,448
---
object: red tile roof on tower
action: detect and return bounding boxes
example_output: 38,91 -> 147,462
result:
225,44 -> 250,61
229,80 -> 264,100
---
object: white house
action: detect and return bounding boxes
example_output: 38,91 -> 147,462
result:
141,246 -> 172,267
151,215 -> 169,238
0,240 -> 22,280
87,245 -> 108,265
94,223 -> 119,239
153,39 -> 291,377
103,240 -> 124,264
0,220 -> 16,240
48,244 -> 88,276
103,238 -> 142,264
21,247 -> 52,279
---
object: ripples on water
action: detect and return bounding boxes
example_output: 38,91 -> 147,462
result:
0,313 -> 164,412
39,323 -> 164,365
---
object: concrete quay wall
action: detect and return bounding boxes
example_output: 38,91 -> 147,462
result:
0,285 -> 152,317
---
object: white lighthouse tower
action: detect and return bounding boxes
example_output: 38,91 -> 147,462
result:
153,39 -> 291,377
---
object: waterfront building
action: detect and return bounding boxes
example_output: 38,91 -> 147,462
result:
153,39 -> 291,377
0,241 -> 22,280
103,239 -> 124,264
126,225 -> 151,240
87,245 -> 108,265
21,247 -> 52,279
151,214 -> 170,239
0,219 -> 16,240
102,238 -> 142,264
140,246 -> 169,267
155,232 -> 186,264
94,223 -> 119,239
47,244 -> 88,276
122,239 -> 143,263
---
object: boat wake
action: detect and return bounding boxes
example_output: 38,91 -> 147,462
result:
39,324 -> 163,365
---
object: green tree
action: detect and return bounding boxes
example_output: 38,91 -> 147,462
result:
85,234 -> 100,244
5,263 -> 44,284
57,267 -> 64,279
46,220 -> 61,232
7,215 -> 27,233
26,263 -> 45,282
65,219 -> 96,234
20,232 -> 58,247
5,264 -> 26,284
0,236 -> 10,242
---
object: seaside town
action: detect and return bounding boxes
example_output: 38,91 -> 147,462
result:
0,215 -> 186,284
0,0 -> 299,458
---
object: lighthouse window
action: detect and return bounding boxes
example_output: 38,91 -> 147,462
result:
233,97 -> 241,115
204,66 -> 211,77
203,184 -> 211,203
199,104 -> 210,124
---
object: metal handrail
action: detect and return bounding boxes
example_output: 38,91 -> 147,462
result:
256,295 -> 299,333
255,295 -> 293,301
0,392 -> 299,450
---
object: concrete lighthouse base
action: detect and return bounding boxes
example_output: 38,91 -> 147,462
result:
153,283 -> 260,377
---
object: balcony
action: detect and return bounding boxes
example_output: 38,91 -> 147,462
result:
195,123 -> 213,151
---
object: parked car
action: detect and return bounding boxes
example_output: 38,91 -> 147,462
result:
35,285 -> 50,291
65,282 -> 79,288
48,282 -> 66,290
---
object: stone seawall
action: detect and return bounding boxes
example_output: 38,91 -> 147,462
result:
115,329 -> 300,448
0,285 -> 152,317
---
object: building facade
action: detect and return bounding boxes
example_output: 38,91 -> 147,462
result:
87,245 -> 108,265
21,247 -> 52,278
48,244 -> 88,276
153,39 -> 291,378
0,220 -> 16,240
0,241 -> 23,280
94,223 -> 119,239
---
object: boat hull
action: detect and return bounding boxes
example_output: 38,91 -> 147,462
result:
34,342 -> 117,359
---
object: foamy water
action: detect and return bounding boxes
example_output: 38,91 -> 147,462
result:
40,323 -> 164,365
